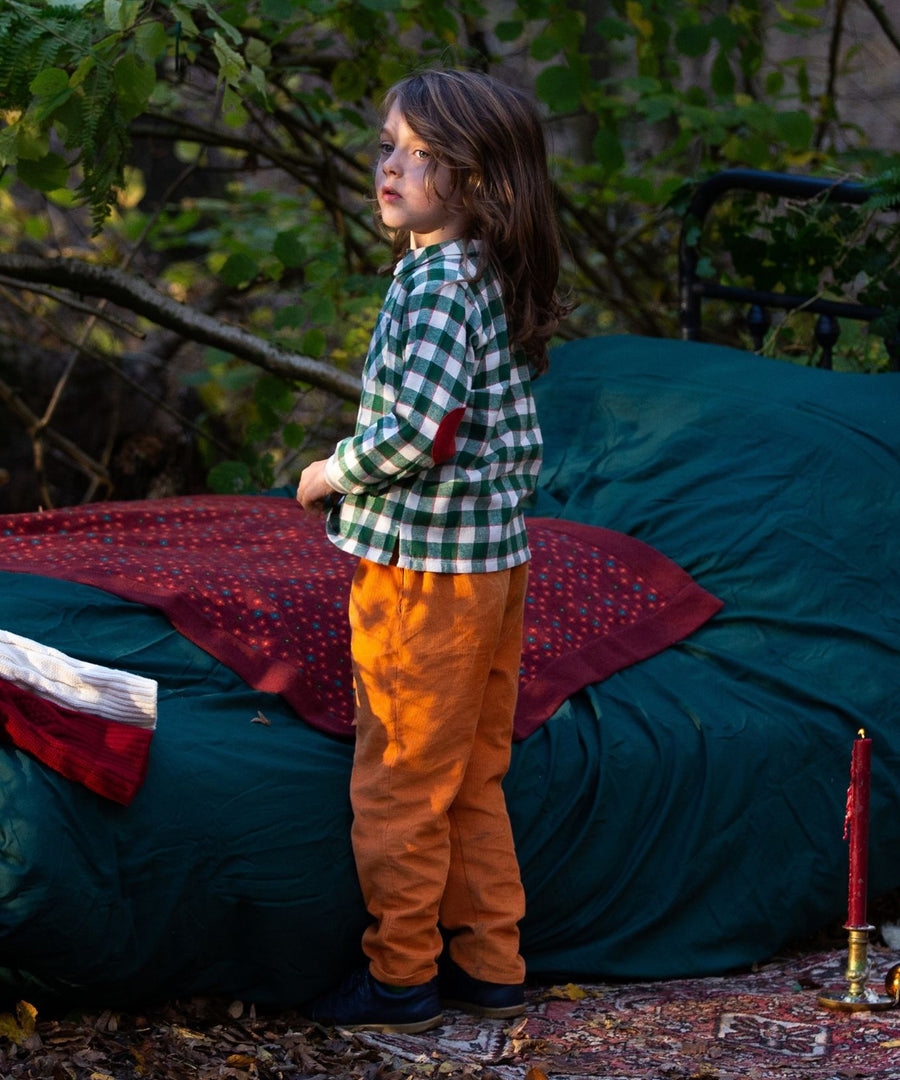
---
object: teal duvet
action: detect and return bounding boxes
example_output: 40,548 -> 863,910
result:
1,335 -> 898,1007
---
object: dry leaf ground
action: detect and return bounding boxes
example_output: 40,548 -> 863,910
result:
0,995 -> 502,1080
2,891 -> 899,1078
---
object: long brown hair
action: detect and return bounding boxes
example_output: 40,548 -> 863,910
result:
378,69 -> 569,374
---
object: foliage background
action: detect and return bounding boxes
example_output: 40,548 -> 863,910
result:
0,0 -> 898,511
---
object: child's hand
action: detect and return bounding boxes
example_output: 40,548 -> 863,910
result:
297,459 -> 338,514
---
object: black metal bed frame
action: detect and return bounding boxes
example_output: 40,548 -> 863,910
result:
678,168 -> 899,370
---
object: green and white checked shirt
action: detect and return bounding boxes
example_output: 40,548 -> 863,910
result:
324,240 -> 542,573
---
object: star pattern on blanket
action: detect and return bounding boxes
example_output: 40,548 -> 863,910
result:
0,496 -> 721,740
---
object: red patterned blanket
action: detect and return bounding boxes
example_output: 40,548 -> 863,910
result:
0,495 -> 721,740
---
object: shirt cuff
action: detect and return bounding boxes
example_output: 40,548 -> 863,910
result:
323,449 -> 360,495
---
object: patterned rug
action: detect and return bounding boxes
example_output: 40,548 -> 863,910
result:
355,949 -> 900,1079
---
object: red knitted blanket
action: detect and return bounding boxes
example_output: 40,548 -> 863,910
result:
0,677 -> 151,805
0,495 -> 721,741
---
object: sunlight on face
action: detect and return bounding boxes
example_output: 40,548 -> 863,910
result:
376,103 -> 469,249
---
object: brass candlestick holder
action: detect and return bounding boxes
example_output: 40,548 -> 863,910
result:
817,925 -> 897,1012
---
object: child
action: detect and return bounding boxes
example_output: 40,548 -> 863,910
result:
296,67 -> 568,1033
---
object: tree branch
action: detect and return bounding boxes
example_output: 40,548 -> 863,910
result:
857,0 -> 900,57
0,374 -> 111,491
0,256 -> 362,403
0,276 -> 145,337
815,0 -> 848,149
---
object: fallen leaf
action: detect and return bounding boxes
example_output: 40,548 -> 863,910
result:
94,1009 -> 118,1032
548,983 -> 588,1000
881,1039 -> 900,1048
172,1025 -> 208,1041
226,1053 -> 257,1067
251,711 -> 271,725
0,1000 -> 37,1044
525,1068 -> 549,1080
506,1017 -> 529,1039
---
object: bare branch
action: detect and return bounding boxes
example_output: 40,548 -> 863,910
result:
857,0 -> 900,57
0,277 -> 145,337
0,374 -> 111,491
0,255 -> 362,403
816,0 -> 849,149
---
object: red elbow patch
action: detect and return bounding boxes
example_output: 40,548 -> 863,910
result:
431,406 -> 465,465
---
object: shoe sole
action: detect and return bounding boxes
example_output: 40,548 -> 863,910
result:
337,1012 -> 445,1034
441,997 -> 526,1019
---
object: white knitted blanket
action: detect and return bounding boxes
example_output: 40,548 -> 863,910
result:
0,629 -> 157,729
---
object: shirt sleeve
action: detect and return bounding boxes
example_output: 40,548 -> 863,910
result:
324,280 -> 474,494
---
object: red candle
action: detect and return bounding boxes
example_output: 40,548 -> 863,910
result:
844,729 -> 872,928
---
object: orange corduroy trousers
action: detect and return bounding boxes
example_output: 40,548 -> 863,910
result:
348,558 -> 529,988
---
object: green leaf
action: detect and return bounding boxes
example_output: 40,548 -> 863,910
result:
696,255 -> 715,278
17,153 -> 70,192
535,65 -> 583,113
273,228 -> 307,268
0,126 -> 19,168
775,108 -> 814,150
245,36 -> 272,69
494,20 -> 523,42
638,93 -> 676,124
301,328 -> 327,357
208,460 -> 253,494
765,70 -> 784,96
592,16 -> 632,40
30,68 -> 70,96
331,59 -> 367,101
104,0 -> 141,30
135,21 -> 169,62
621,75 -> 661,95
530,32 -> 561,62
261,0 -> 296,15
308,295 -> 337,325
11,121 -> 49,162
283,421 -> 305,448
274,305 -> 305,330
709,14 -> 740,49
674,23 -> 710,58
200,0 -> 244,44
710,49 -> 736,97
67,55 -> 96,90
593,128 -> 624,173
775,2 -> 822,29
223,86 -> 249,127
213,31 -> 246,84
168,3 -> 199,35
219,252 -> 259,286
114,53 -> 157,119
255,373 -> 294,412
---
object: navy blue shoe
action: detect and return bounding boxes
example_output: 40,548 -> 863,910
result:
302,967 -> 443,1033
439,956 -> 526,1019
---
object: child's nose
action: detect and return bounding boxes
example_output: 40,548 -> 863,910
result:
382,150 -> 401,175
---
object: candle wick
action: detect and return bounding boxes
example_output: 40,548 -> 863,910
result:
857,728 -> 866,739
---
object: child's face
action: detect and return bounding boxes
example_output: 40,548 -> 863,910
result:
377,103 -> 469,249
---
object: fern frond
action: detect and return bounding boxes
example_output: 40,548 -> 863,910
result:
0,7 -> 94,107
0,3 -> 136,232
863,164 -> 900,213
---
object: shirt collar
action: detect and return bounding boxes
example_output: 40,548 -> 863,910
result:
394,239 -> 480,278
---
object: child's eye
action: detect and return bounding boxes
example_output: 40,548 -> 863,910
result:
413,148 -> 430,160
379,142 -> 394,156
